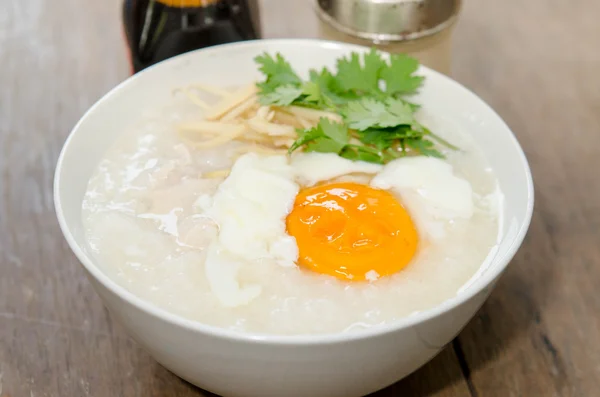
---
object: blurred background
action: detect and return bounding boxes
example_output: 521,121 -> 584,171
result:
1,0 -> 599,396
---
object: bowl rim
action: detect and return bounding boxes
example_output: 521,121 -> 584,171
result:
54,38 -> 534,345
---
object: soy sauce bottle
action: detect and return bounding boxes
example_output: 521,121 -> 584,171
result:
122,0 -> 260,73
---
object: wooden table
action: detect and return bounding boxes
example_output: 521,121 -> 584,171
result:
1,0 -> 599,396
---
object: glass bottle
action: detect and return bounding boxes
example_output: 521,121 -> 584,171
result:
122,0 -> 260,73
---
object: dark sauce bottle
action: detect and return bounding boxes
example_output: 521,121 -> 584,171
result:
122,0 -> 260,73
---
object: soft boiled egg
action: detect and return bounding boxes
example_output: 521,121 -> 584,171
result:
196,152 -> 474,307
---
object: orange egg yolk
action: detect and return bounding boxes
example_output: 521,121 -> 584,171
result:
286,182 -> 419,282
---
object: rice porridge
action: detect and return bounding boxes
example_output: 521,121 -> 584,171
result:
81,97 -> 501,336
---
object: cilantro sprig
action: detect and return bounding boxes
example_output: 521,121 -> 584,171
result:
254,49 -> 457,164
289,118 -> 349,154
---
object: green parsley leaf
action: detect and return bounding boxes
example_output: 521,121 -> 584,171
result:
255,53 -> 302,95
306,138 -> 345,153
288,127 -> 321,153
340,144 -> 384,164
295,81 -> 336,109
258,85 -> 303,106
306,118 -> 349,153
386,98 -> 419,127
380,53 -> 425,95
335,48 -> 386,95
342,98 -> 416,130
289,118 -> 349,154
308,68 -> 353,106
288,128 -> 322,153
301,81 -> 321,103
357,125 -> 420,150
357,128 -> 394,150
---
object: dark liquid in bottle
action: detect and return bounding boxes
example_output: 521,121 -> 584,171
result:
122,0 -> 259,73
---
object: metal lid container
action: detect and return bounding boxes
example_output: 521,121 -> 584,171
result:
315,0 -> 461,42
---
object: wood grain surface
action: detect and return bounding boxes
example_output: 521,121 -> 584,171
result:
1,0 -> 599,396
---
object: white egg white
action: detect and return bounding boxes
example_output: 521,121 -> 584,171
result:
196,153 -> 299,307
371,156 -> 474,240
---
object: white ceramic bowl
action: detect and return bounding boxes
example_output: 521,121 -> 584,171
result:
54,39 -> 533,397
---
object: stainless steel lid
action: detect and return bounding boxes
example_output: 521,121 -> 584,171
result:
315,0 -> 461,42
